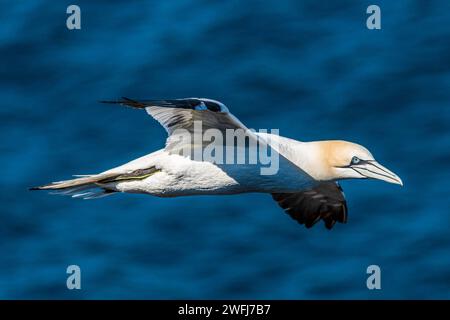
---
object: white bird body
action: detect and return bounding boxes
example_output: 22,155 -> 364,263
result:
100,134 -> 317,197
107,150 -> 248,196
32,97 -> 402,229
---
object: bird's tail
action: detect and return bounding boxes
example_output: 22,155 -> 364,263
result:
30,167 -> 160,199
29,173 -> 119,199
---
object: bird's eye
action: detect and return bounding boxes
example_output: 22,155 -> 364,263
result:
351,156 -> 361,165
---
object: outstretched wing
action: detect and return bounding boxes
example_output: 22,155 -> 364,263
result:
102,97 -> 246,133
102,97 -> 251,152
272,182 -> 348,230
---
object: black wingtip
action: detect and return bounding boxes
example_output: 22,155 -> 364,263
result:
98,97 -> 133,104
272,182 -> 348,231
29,187 -> 41,191
98,100 -> 120,104
99,97 -> 147,109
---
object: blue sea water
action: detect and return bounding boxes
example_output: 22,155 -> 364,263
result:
1,0 -> 450,299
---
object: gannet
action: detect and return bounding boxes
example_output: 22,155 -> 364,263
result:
31,98 -> 402,229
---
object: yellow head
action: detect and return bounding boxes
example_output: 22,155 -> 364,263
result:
312,140 -> 403,185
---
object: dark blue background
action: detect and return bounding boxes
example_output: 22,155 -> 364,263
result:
1,0 -> 449,299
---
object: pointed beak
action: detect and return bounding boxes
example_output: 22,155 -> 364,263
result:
353,161 -> 403,186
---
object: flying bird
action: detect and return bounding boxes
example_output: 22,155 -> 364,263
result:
31,98 -> 402,229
